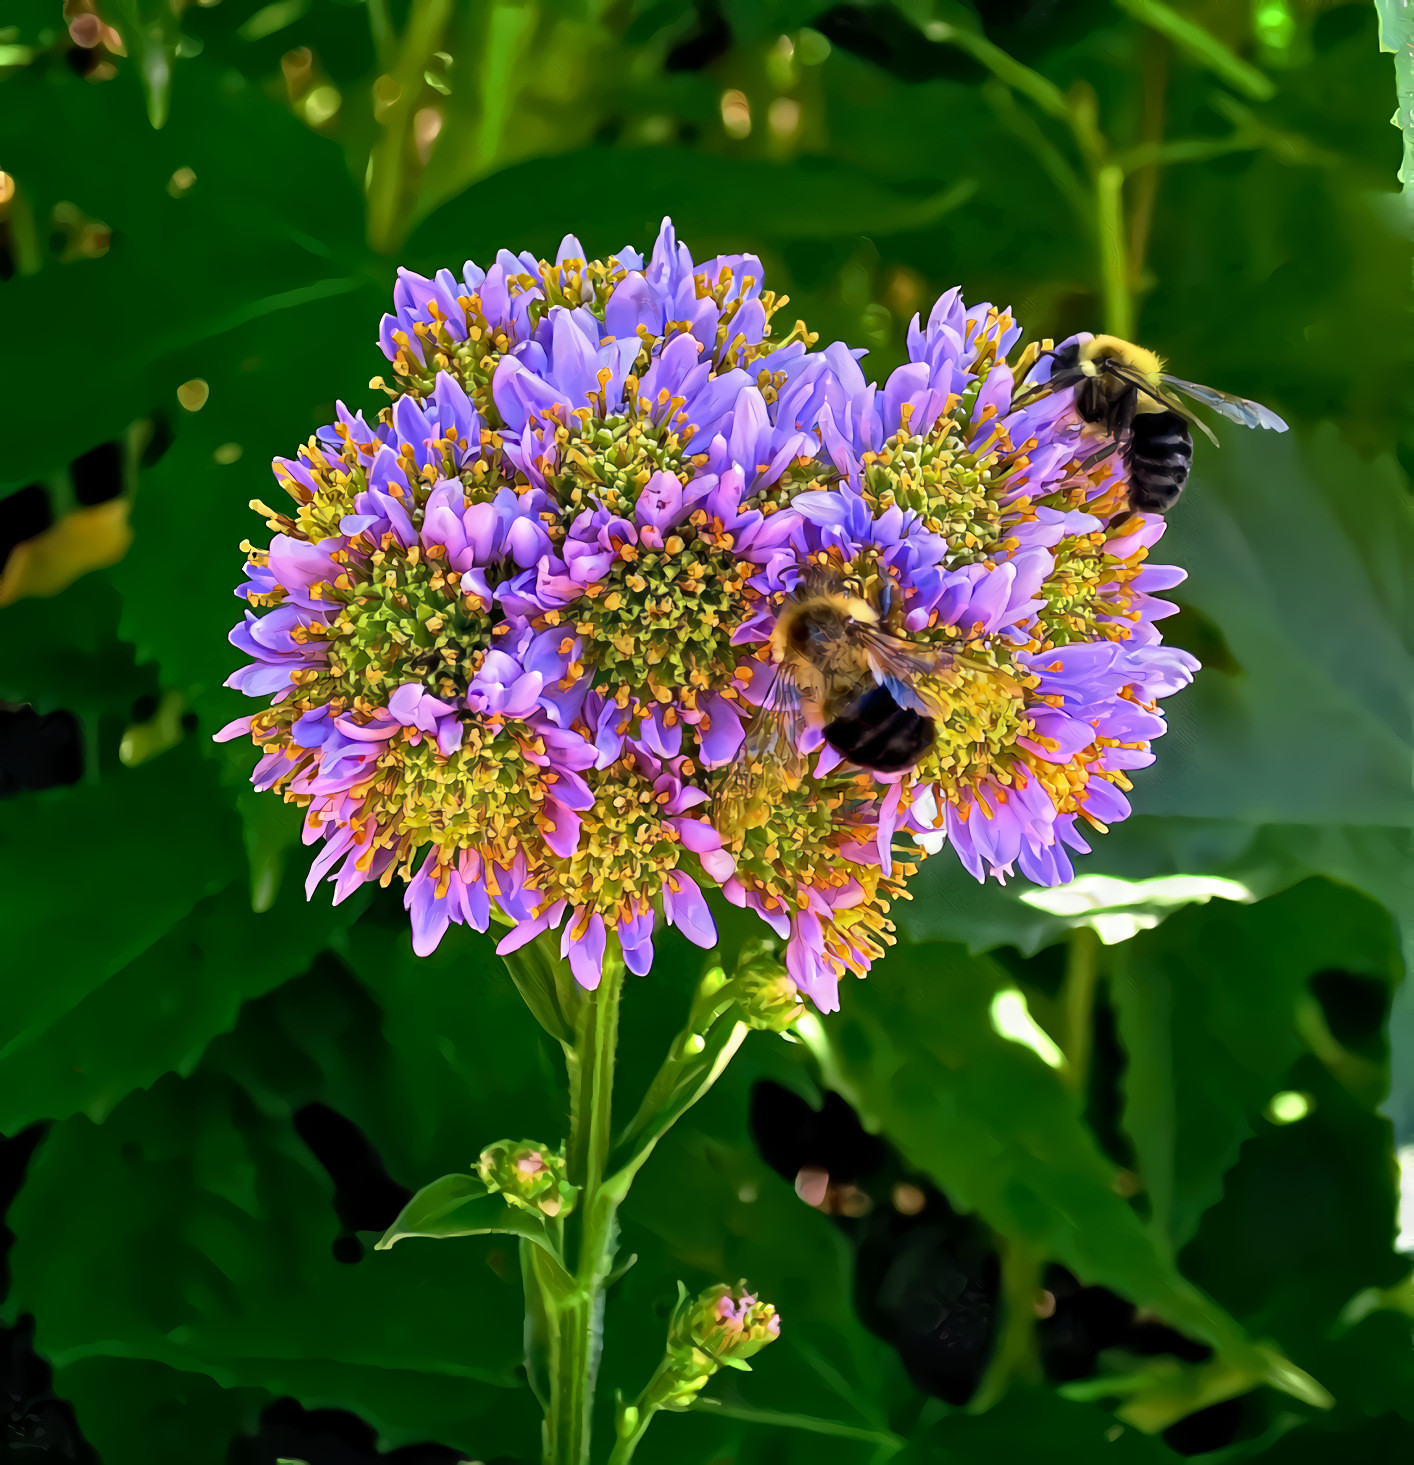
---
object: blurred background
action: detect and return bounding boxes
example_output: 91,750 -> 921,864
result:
0,1 -> 1411,1462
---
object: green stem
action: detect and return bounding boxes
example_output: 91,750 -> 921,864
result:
543,950 -> 624,1465
605,1360 -> 673,1465
1062,925 -> 1100,1097
607,1416 -> 649,1465
1094,163 -> 1132,338
364,0 -> 453,255
1110,0 -> 1275,102
522,1238 -> 552,1410
968,1236 -> 1046,1412
366,0 -> 391,61
613,968 -> 749,1164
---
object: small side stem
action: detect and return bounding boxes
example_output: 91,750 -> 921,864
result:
607,1419 -> 650,1465
605,1359 -> 674,1465
615,970 -> 745,1146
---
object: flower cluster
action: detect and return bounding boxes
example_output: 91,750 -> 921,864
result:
219,219 -> 1196,1010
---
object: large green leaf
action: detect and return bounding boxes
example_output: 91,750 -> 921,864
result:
0,874 -> 364,1132
899,1383 -> 1173,1463
54,1357 -> 267,1465
904,426 -> 1414,962
1177,1055 -> 1412,1439
308,913 -> 567,1181
1148,427 -> 1409,835
105,281 -> 384,720
811,939 -> 1329,1411
0,576 -> 152,724
0,59 -> 373,487
1111,879 -> 1402,1251
0,744 -> 242,1068
2,1065 -> 538,1463
405,144 -> 981,267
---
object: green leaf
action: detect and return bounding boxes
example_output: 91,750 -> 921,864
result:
0,744 -> 243,1068
0,575 -> 152,721
53,1357 -> 267,1465
1377,0 -> 1414,193
0,873 -> 364,1132
0,59 -> 373,488
1111,879 -> 1402,1251
905,427 -> 1414,961
501,934 -> 581,1047
3,1067 -> 539,1462
406,146 -> 981,266
377,1171 -> 570,1286
331,917 -> 567,1180
904,1382 -> 1174,1462
809,940 -> 1331,1411
1178,1057 -> 1410,1426
1150,428 -> 1410,839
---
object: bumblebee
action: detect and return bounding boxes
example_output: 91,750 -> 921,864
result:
1027,335 -> 1288,513
714,570 -> 959,831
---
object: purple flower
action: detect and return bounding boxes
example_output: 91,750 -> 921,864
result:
220,226 -> 1196,1009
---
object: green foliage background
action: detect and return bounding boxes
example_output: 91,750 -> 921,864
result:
0,1 -> 1411,1461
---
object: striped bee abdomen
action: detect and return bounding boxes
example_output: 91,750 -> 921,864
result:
1126,410 -> 1193,513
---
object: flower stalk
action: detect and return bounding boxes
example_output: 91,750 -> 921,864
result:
609,1281 -> 781,1465
505,934 -> 798,1464
530,944 -> 623,1465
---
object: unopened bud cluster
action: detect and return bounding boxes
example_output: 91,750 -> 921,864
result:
733,942 -> 805,1033
642,1281 -> 781,1412
477,1139 -> 577,1219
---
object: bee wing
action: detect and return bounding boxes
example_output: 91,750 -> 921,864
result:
713,663 -> 806,824
747,663 -> 806,772
855,626 -> 958,717
1093,358 -> 1221,446
864,626 -> 1030,707
1158,375 -> 1289,433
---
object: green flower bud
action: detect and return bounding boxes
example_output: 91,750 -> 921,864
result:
734,941 -> 804,1033
676,1280 -> 781,1363
646,1280 -> 781,1410
476,1139 -> 577,1219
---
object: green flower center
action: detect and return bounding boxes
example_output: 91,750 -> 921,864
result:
575,539 -> 749,703
860,427 -> 1006,564
361,716 -> 552,877
542,759 -> 683,920
549,412 -> 696,512
324,543 -> 495,702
